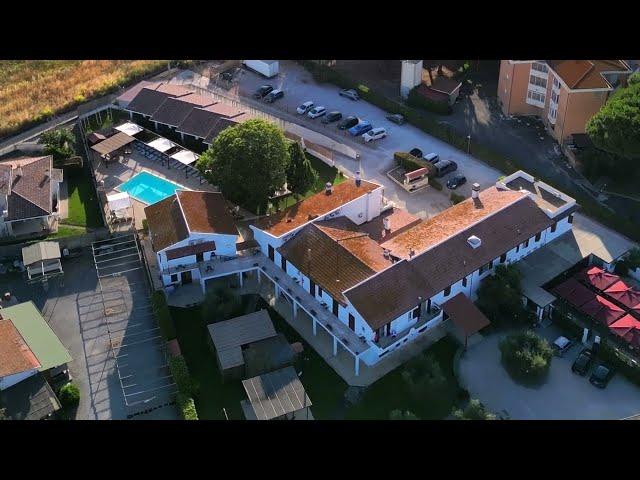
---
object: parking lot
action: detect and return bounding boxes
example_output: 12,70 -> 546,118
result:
459,325 -> 640,420
229,61 -> 504,218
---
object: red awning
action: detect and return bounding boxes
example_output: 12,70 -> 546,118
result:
579,295 -> 626,326
604,280 -> 640,311
552,278 -> 597,308
576,266 -> 620,291
609,314 -> 640,348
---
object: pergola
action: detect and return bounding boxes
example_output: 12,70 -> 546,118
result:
90,131 -> 136,161
106,191 -> 134,225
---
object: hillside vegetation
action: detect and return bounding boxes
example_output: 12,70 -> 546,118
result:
0,60 -> 167,138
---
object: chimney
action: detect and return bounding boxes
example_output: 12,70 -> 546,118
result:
15,166 -> 23,178
383,216 -> 391,232
355,170 -> 362,187
409,248 -> 415,258
383,248 -> 390,259
471,183 -> 480,199
325,182 -> 333,195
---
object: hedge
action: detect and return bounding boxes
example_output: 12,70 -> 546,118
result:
177,393 -> 198,420
394,151 -> 433,173
296,61 -> 640,243
168,355 -> 196,397
429,178 -> 443,191
551,311 -> 584,340
599,342 -> 640,388
151,291 -> 176,341
407,87 -> 452,115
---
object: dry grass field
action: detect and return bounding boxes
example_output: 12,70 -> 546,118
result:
0,60 -> 167,138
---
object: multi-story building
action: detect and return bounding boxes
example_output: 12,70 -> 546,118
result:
497,60 -> 632,143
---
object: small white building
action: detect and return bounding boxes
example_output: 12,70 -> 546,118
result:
144,190 -> 240,288
22,241 -> 63,281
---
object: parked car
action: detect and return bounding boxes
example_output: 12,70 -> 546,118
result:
572,348 -> 594,376
253,85 -> 273,99
362,127 -> 387,143
297,101 -> 314,115
552,336 -> 573,357
386,113 -> 405,125
590,363 -> 614,388
339,89 -> 360,101
338,116 -> 359,130
409,148 -> 423,159
432,159 -> 458,177
424,152 -> 440,163
308,106 -> 327,119
322,111 -> 343,124
348,121 -> 373,136
264,89 -> 284,103
446,174 -> 467,190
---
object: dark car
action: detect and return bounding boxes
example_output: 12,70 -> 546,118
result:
409,148 -> 423,159
264,89 -> 284,103
432,159 -> 458,177
590,363 -> 614,388
446,174 -> 467,190
572,348 -> 594,376
253,85 -> 274,99
322,111 -> 343,124
386,113 -> 405,125
338,116 -> 359,130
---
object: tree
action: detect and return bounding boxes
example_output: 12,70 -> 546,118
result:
453,399 -> 497,420
0,407 -> 6,420
499,330 -> 553,382
389,409 -> 420,420
586,72 -> 640,160
58,382 -> 80,409
196,119 -> 290,214
41,128 -> 76,165
476,264 -> 534,327
202,287 -> 243,323
401,353 -> 447,399
286,141 -> 318,200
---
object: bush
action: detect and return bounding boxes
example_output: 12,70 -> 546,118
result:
394,151 -> 433,173
599,342 -> 640,387
499,331 -> 553,382
453,398 -> 497,420
389,409 -> 419,420
168,355 -> 197,397
177,393 -> 198,420
450,192 -> 465,205
401,353 -> 447,399
551,311 -> 584,339
58,382 -> 80,409
407,87 -> 452,115
429,178 -> 443,190
151,291 -> 176,341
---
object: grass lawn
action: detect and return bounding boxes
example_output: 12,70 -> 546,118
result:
172,292 -> 461,420
49,224 -> 87,239
61,168 -> 103,228
269,153 -> 347,213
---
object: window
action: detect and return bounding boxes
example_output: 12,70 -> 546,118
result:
196,252 -> 204,262
516,244 -> 520,253
462,276 -> 468,287
348,314 -> 355,331
551,222 -> 557,233
333,299 -> 339,316
281,256 -> 287,271
318,286 -> 324,298
568,214 -> 574,224
268,245 -> 275,261
532,62 -> 548,73
529,75 -> 547,88
170,274 -> 178,283
412,306 -> 420,319
553,77 -> 560,89
535,232 -> 541,242
444,286 -> 451,297
479,262 -> 492,275
500,253 -> 507,263
527,90 -> 546,104
489,260 -> 494,269
551,91 -> 559,103
524,239 -> 529,248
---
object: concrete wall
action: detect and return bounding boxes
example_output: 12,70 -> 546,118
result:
0,229 -> 109,260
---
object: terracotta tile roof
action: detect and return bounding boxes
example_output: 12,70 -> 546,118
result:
254,179 -> 381,238
176,190 -> 238,235
547,60 -> 631,90
442,293 -> 491,337
4,156 -> 58,221
144,194 -> 190,252
346,196 -> 554,329
116,80 -> 162,104
357,207 -> 421,243
150,94 -> 216,127
203,102 -> 246,118
381,187 -> 527,259
166,240 -> 217,261
0,318 -> 40,378
125,85 -> 191,117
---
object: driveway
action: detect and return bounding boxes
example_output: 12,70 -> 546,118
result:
459,325 -> 640,420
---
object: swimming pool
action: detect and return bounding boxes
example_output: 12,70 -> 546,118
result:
118,171 -> 187,205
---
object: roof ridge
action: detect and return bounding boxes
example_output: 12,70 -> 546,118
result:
571,61 -> 595,89
10,190 -> 50,216
311,223 -> 377,274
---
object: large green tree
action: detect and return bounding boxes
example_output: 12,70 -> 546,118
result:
41,128 -> 76,165
196,118 -> 290,214
586,72 -> 640,160
452,399 -> 497,420
476,264 -> 534,327
286,141 -> 318,200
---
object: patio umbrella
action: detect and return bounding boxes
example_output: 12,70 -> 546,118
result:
609,314 -> 640,349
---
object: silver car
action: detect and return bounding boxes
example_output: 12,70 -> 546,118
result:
339,89 -> 360,101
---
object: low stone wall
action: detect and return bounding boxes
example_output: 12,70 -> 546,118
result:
0,229 -> 109,260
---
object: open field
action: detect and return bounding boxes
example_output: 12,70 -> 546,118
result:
0,60 -> 167,138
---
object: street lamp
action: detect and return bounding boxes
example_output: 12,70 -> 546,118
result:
466,134 -> 471,154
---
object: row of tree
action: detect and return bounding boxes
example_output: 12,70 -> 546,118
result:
196,119 -> 319,214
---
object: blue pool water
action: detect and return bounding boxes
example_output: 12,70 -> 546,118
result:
118,171 -> 186,205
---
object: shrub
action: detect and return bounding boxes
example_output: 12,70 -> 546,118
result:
401,353 -> 447,399
151,291 -> 176,341
168,355 -> 196,397
450,192 -> 465,205
58,382 -> 80,409
551,311 -> 584,340
177,393 -> 198,420
394,151 -> 433,173
429,178 -> 443,190
389,409 -> 419,420
598,342 -> 640,387
499,331 -> 553,382
407,87 -> 452,115
453,399 -> 497,420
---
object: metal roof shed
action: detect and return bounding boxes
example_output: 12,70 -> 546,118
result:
22,241 -> 62,281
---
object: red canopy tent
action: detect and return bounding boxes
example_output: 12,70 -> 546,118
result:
552,278 -> 598,308
579,295 -> 626,326
609,314 -> 640,348
604,280 -> 640,312
575,266 -> 620,291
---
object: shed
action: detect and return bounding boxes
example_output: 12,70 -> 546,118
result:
0,373 -> 61,420
22,241 -> 63,281
242,333 -> 296,378
240,366 -> 312,420
442,293 -> 491,348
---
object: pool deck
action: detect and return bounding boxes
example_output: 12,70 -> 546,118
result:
92,149 -> 217,231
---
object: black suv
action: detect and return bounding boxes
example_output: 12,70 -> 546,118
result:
322,111 -> 343,124
571,348 -> 594,376
338,116 -> 359,130
590,363 -> 614,388
253,85 -> 274,99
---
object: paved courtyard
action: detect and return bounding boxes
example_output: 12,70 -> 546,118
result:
459,325 -> 640,420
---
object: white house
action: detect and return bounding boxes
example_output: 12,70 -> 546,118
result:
144,190 -> 240,288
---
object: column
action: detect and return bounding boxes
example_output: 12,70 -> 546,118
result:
333,336 -> 337,356
129,110 -> 133,119
293,301 -> 298,319
180,132 -> 185,142
257,269 -> 262,284
275,284 -> 280,298
312,318 -> 317,336
200,278 -> 206,294
238,272 -> 243,288
355,356 -> 360,376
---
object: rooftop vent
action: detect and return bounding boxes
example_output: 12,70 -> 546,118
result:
383,216 -> 391,232
467,235 -> 482,249
15,166 -> 23,178
325,182 -> 333,195
409,248 -> 416,258
471,183 -> 480,199
355,170 -> 362,187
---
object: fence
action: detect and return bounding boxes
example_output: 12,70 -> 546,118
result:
0,229 -> 110,260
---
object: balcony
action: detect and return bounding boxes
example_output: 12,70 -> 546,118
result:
375,306 -> 444,350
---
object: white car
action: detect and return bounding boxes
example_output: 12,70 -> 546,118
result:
362,127 -> 387,143
296,101 -> 314,115
307,106 -> 327,119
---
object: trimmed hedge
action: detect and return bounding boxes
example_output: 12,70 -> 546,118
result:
599,342 -> 640,388
394,151 -> 433,173
168,355 -> 196,397
407,87 -> 452,115
177,392 -> 198,420
151,291 -> 176,341
429,178 -> 443,191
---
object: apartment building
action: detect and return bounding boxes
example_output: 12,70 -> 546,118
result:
497,60 -> 632,143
